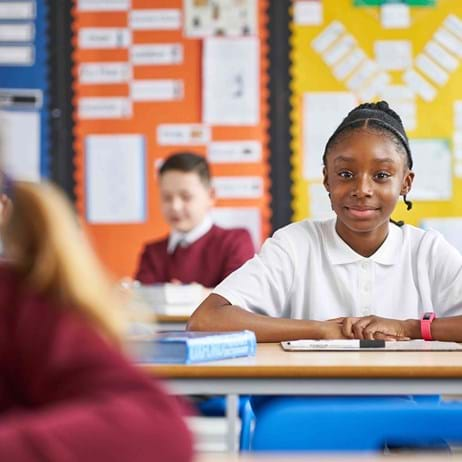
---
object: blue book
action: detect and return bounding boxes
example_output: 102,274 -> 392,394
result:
128,330 -> 257,364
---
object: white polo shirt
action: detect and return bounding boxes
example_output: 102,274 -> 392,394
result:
213,218 -> 462,320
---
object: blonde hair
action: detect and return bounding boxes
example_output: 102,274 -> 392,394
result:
2,181 -> 123,341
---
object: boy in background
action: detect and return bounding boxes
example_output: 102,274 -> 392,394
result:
135,152 -> 255,288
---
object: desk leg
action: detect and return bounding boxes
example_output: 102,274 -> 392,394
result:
225,394 -> 239,453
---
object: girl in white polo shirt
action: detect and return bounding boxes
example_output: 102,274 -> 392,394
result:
188,101 -> 462,343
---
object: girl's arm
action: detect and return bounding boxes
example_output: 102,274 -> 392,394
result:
187,293 -> 345,342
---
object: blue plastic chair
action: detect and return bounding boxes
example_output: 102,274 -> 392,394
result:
247,396 -> 462,452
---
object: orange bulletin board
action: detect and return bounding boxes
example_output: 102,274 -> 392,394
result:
72,0 -> 271,279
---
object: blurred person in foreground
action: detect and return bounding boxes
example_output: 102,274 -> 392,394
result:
0,174 -> 193,461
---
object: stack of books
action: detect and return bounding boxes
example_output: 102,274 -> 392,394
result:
127,330 -> 257,364
134,283 -> 206,316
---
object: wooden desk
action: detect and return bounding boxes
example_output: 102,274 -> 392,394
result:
143,343 -> 462,452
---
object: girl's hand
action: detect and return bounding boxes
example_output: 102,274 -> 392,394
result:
320,320 -> 349,339
341,315 -> 410,341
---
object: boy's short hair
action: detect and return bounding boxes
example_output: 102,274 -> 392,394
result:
159,152 -> 210,186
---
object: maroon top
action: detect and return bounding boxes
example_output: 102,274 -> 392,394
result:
135,225 -> 255,287
0,265 -> 193,462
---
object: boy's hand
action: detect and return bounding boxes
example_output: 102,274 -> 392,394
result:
339,316 -> 410,341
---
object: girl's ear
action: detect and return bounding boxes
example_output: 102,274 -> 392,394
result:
401,170 -> 415,195
323,166 -> 329,192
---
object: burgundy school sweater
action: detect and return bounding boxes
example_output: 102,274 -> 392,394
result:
135,225 -> 255,287
0,265 -> 193,462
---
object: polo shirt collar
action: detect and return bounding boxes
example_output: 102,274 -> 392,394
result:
167,215 -> 213,254
324,218 -> 402,266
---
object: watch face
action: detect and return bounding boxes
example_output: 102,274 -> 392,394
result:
423,313 -> 432,320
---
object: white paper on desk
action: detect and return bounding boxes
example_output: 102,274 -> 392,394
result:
212,176 -> 263,199
403,69 -> 436,102
381,3 -> 410,29
374,40 -> 412,71
157,124 -> 210,146
409,139 -> 451,201
79,97 -> 132,119
77,0 -> 130,11
208,141 -> 261,164
131,44 -> 182,66
311,21 -> 344,53
86,134 -> 145,223
79,28 -> 130,49
0,24 -> 34,42
130,9 -> 181,30
303,92 -> 357,180
131,80 -> 183,102
184,0 -> 256,37
0,110 -> 40,181
203,37 -> 259,126
332,49 -> 365,81
0,45 -> 33,65
79,62 -> 131,84
0,2 -> 34,19
294,0 -> 323,26
211,206 -> 261,249
420,217 -> 462,255
415,54 -> 448,86
309,183 -> 334,220
425,41 -> 458,73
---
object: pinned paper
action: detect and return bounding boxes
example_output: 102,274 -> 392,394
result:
131,44 -> 183,66
303,92 -> 357,180
207,141 -> 261,163
79,62 -> 131,84
381,3 -> 410,29
415,54 -> 449,86
131,80 -> 183,102
374,40 -> 412,71
157,124 -> 210,145
0,2 -> 35,19
311,21 -> 344,53
0,110 -> 40,181
77,0 -> 130,11
333,49 -> 365,80
0,45 -> 33,65
409,139 -> 451,201
322,34 -> 355,66
294,1 -> 323,26
79,28 -> 130,49
211,207 -> 261,249
403,69 -> 436,102
0,24 -> 34,42
203,37 -> 259,126
130,9 -> 181,30
79,97 -> 132,119
184,0 -> 256,37
425,41 -> 458,72
86,134 -> 145,223
212,176 -> 263,199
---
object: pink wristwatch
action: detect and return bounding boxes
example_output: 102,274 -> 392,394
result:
421,312 -> 436,341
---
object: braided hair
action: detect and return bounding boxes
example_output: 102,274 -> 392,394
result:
323,101 -> 413,227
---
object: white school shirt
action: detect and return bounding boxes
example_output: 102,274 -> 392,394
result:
213,218 -> 462,320
167,215 -> 213,254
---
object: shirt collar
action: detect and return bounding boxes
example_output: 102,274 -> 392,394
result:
323,218 -> 402,266
167,215 -> 213,254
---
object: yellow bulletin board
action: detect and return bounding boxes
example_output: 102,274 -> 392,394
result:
291,0 -> 462,225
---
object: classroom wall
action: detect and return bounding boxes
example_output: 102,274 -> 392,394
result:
290,0 -> 462,227
72,0 -> 271,279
